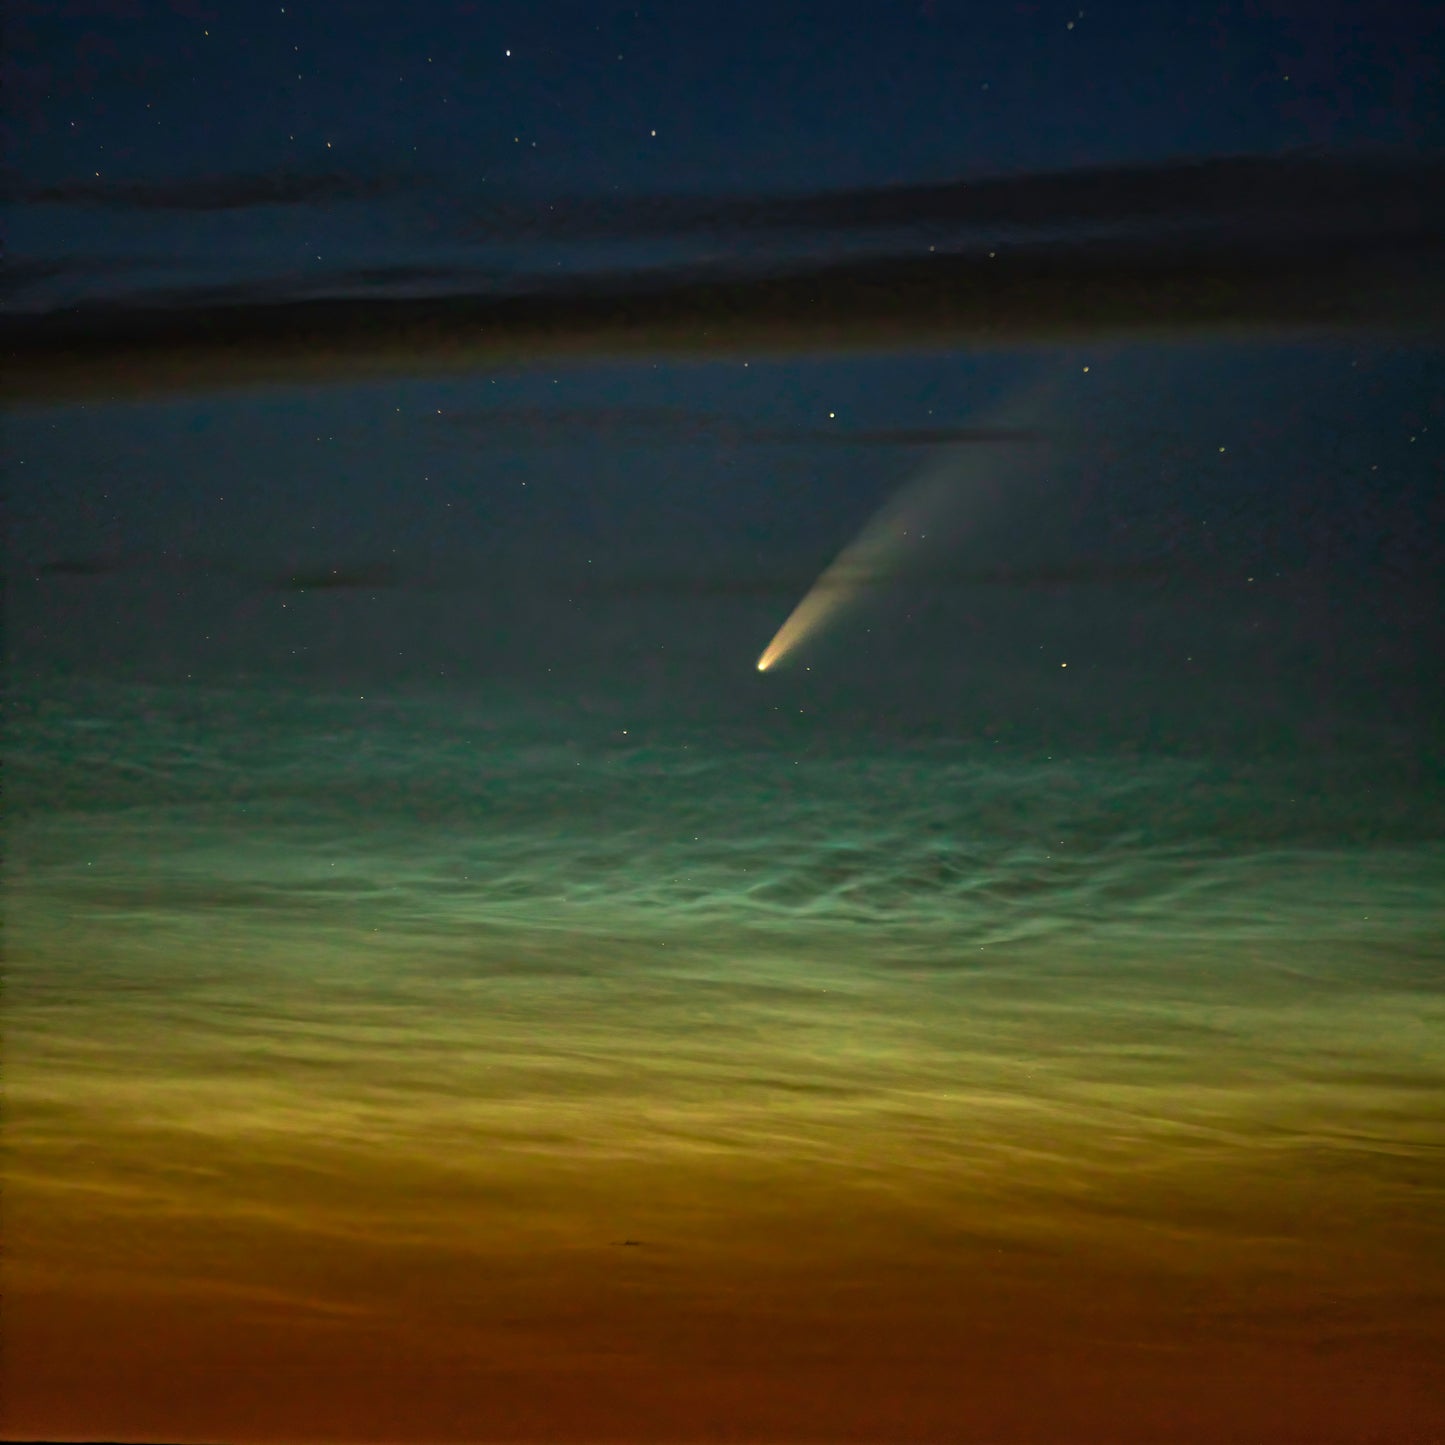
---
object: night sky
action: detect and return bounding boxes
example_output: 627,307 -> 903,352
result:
5,3 -> 1445,1442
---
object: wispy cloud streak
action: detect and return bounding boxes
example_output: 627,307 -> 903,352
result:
5,152 -> 1442,404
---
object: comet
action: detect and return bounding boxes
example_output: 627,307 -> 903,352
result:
756,575 -> 855,671
755,397 -> 1051,672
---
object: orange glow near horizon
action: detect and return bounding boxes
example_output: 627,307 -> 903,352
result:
8,916 -> 1445,1443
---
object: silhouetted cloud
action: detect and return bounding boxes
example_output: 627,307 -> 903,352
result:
16,167 -> 421,211
14,260 -> 514,314
435,406 -> 1044,447
34,551 -> 407,593
5,152 -> 1442,403
324,262 -> 508,290
751,426 -> 1047,447
31,547 -> 1268,602
35,555 -> 135,579
2,253 -> 157,299
454,152 -> 1445,245
572,559 -> 1208,602
270,563 -> 404,592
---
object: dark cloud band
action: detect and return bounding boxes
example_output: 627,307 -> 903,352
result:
5,153 -> 1442,405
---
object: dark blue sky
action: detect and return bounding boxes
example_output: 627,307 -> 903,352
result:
11,0 -> 1442,187
7,0 -> 1443,307
7,0 -> 1442,761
